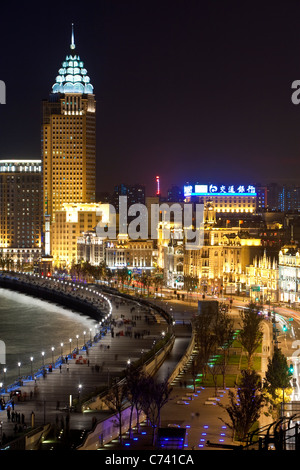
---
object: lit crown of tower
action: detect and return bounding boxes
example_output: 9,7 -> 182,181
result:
51,23 -> 94,95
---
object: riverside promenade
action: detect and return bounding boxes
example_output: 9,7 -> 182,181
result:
0,277 -> 273,452
0,274 -> 172,449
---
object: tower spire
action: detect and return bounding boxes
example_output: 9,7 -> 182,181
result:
70,23 -> 75,50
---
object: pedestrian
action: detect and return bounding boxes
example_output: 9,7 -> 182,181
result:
7,406 -> 11,421
59,364 -> 62,373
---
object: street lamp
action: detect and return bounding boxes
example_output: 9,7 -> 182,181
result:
3,368 -> 6,386
60,343 -> 64,357
51,347 -> 55,364
30,357 -> 33,377
83,331 -> 86,346
69,338 -> 72,355
76,334 -> 79,350
18,362 -> 21,378
41,351 -> 45,367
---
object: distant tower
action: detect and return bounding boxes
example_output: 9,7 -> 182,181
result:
156,175 -> 160,196
42,24 -> 96,221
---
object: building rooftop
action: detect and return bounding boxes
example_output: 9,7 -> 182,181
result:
51,24 -> 94,95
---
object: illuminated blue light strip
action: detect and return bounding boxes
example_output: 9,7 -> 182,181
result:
189,192 -> 257,197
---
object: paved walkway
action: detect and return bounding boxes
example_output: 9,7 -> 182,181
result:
99,300 -> 274,452
99,333 -> 235,451
0,292 -> 170,447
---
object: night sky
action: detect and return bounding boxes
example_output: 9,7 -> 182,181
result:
1,1 -> 300,196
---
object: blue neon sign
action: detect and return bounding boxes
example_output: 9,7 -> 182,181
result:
184,184 -> 257,197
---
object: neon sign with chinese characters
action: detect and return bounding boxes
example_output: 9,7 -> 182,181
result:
183,184 -> 256,197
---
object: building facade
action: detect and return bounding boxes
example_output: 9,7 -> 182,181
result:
183,183 -> 257,213
77,231 -> 157,272
105,235 -> 157,271
0,160 -> 43,266
181,201 -> 261,294
278,245 -> 300,304
246,250 -> 278,302
77,231 -> 106,266
51,203 -> 104,267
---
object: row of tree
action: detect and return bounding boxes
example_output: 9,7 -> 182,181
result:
69,261 -> 166,295
104,366 -> 172,446
193,302 -> 293,443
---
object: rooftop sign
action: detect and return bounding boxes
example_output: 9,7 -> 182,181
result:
183,184 -> 256,197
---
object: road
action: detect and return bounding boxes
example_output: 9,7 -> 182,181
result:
152,293 -> 300,400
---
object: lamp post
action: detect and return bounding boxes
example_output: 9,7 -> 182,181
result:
141,349 -> 144,365
83,331 -> 86,346
60,343 -> 64,358
3,368 -> 6,387
78,384 -> 82,401
76,334 -> 79,350
30,357 -> 33,377
69,338 -> 72,355
51,347 -> 55,365
41,351 -> 45,367
18,362 -> 21,379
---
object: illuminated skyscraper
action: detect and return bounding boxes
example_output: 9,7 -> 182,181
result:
42,25 -> 96,221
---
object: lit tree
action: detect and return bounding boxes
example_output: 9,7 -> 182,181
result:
213,307 -> 235,388
140,376 -> 172,445
219,369 -> 265,442
193,303 -> 218,379
125,365 -> 147,437
140,272 -> 152,296
104,379 -> 128,445
238,303 -> 264,369
263,347 -> 293,417
118,267 -> 129,291
153,274 -> 164,296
